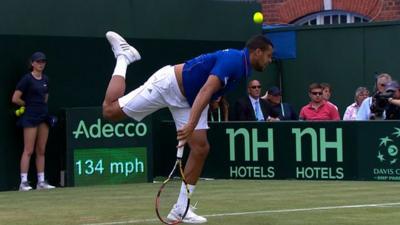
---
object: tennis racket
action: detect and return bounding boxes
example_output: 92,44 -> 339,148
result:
155,141 -> 190,224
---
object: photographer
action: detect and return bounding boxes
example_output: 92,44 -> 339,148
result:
385,81 -> 400,120
356,73 -> 392,120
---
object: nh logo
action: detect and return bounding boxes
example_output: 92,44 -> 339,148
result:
226,128 -> 274,162
292,128 -> 343,162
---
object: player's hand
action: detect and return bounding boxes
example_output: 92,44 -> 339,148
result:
177,123 -> 195,146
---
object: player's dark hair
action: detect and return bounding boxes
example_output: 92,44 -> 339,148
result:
245,34 -> 273,52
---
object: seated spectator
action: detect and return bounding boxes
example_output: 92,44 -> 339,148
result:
321,82 -> 339,110
261,86 -> 298,120
356,73 -> 392,120
343,87 -> 369,120
233,79 -> 279,121
208,96 -> 229,122
299,83 -> 340,121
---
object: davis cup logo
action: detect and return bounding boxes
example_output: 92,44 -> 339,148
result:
377,127 -> 400,165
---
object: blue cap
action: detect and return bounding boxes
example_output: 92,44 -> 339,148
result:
31,52 -> 46,62
268,86 -> 281,96
385,81 -> 400,92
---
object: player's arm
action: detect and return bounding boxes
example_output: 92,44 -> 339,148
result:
11,90 -> 25,106
45,94 -> 49,103
177,75 -> 221,142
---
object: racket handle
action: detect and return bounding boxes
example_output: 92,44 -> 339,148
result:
177,141 -> 184,158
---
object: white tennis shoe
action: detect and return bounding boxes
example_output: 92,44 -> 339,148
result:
167,204 -> 207,224
19,181 -> 33,191
105,31 -> 141,64
36,181 -> 55,190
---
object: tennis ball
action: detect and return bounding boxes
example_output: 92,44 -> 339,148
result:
15,106 -> 25,117
253,12 -> 263,24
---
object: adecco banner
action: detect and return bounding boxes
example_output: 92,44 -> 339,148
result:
65,107 -> 152,186
157,121 -> 400,181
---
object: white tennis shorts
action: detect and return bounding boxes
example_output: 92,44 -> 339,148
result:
118,65 -> 209,130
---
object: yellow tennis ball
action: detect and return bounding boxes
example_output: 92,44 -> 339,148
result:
15,109 -> 21,117
20,106 -> 25,114
253,12 -> 263,24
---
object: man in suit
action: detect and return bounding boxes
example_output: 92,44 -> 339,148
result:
233,79 -> 279,121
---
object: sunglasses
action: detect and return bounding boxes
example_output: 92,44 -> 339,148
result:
35,60 -> 47,63
250,85 -> 261,89
311,92 -> 323,96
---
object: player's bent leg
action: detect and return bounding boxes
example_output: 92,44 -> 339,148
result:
106,31 -> 141,64
103,31 -> 142,122
185,130 -> 210,185
102,100 -> 126,122
103,75 -> 128,121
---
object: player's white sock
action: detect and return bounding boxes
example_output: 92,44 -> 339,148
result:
37,172 -> 45,182
20,173 -> 28,183
177,182 -> 195,207
112,55 -> 129,78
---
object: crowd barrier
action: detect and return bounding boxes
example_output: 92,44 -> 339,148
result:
157,121 -> 400,182
64,107 -> 400,187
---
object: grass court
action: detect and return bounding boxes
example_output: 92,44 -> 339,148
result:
0,179 -> 399,225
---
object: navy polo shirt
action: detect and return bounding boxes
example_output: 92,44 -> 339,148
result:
16,73 -> 49,114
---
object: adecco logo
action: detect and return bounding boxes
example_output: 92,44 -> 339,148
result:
72,119 -> 148,139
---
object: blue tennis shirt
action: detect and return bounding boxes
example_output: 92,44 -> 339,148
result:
182,48 -> 251,106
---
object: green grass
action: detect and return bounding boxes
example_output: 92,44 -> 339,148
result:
0,180 -> 399,225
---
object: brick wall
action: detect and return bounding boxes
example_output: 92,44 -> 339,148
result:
260,0 -> 400,24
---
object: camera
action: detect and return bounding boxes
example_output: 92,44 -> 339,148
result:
369,91 -> 394,120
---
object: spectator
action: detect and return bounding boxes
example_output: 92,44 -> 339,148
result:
356,73 -> 392,120
383,81 -> 400,120
343,87 -> 369,120
321,82 -> 339,110
11,52 -> 55,191
261,86 -> 298,120
208,96 -> 229,122
234,79 -> 279,121
299,83 -> 340,121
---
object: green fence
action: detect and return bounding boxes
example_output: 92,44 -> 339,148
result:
263,22 -> 400,117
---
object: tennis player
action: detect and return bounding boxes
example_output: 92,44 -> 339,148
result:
102,31 -> 273,223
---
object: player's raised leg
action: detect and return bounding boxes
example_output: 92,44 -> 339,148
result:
102,31 -> 141,121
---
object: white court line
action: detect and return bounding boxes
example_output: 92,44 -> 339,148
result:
81,202 -> 400,225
